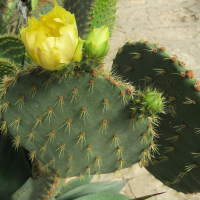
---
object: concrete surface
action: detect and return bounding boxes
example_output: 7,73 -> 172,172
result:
92,0 -> 200,199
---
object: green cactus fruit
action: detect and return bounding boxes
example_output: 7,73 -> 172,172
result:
0,65 -> 164,178
144,88 -> 165,112
63,0 -> 118,39
84,26 -> 109,59
112,40 -> 200,194
0,35 -> 24,66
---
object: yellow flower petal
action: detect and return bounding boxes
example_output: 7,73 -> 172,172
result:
20,2 -> 83,71
36,47 -> 61,70
53,32 -> 75,63
73,38 -> 85,62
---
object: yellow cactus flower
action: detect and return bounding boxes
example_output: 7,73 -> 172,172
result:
20,2 -> 84,70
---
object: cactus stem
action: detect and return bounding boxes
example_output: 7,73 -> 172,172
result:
80,107 -> 90,125
0,101 -> 9,112
67,156 -> 73,166
172,72 -> 186,77
118,90 -> 128,106
140,76 -> 154,83
138,159 -> 149,168
124,65 -> 133,72
14,95 -> 24,109
26,84 -> 37,98
46,130 -> 56,143
70,88 -> 79,103
43,107 -> 55,123
149,141 -> 160,155
166,135 -> 180,142
85,166 -> 92,176
84,145 -> 93,160
95,156 -> 102,170
164,181 -> 171,186
139,133 -> 149,145
182,97 -> 196,104
117,159 -> 125,169
40,145 -> 47,157
58,72 -> 67,84
159,155 -> 169,163
164,146 -> 175,153
111,135 -> 121,147
54,96 -> 64,111
168,96 -> 176,102
59,119 -> 72,134
102,99 -> 112,113
67,168 -> 73,176
8,117 -> 20,131
0,121 -> 7,136
151,130 -> 160,138
130,115 -> 138,129
33,116 -> 42,130
26,131 -> 35,144
76,132 -> 86,148
173,124 -> 187,132
12,135 -> 20,151
153,68 -> 167,75
145,44 -> 157,53
195,127 -> 200,135
11,75 -> 19,86
95,172 -> 101,180
179,61 -> 186,67
176,171 -> 189,178
28,150 -> 36,163
43,76 -> 54,90
114,147 -> 123,160
130,52 -> 142,59
185,164 -> 198,172
56,144 -> 66,157
87,80 -> 95,92
171,178 -> 181,184
151,159 -> 160,165
98,119 -> 108,134
139,149 -> 151,162
47,158 -> 56,168
114,168 -> 122,177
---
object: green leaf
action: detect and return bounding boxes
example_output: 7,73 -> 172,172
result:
31,0 -> 39,11
133,192 -> 166,200
0,134 -> 31,199
56,175 -> 94,199
56,181 -> 126,200
5,0 -> 17,22
74,192 -> 131,200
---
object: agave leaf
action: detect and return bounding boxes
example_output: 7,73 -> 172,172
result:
56,180 -> 126,200
73,192 -> 131,200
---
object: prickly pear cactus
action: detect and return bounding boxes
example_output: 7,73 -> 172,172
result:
0,35 -> 25,66
63,0 -> 118,38
1,63 -> 163,178
0,0 -> 168,199
112,40 -> 200,194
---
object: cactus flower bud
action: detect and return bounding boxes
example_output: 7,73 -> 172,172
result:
84,26 -> 109,58
144,90 -> 165,111
20,2 -> 84,71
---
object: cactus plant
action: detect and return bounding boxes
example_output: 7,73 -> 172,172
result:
112,40 -> 200,194
0,0 -> 168,199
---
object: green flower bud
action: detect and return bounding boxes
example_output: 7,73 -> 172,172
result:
84,26 -> 109,58
144,90 -> 165,111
